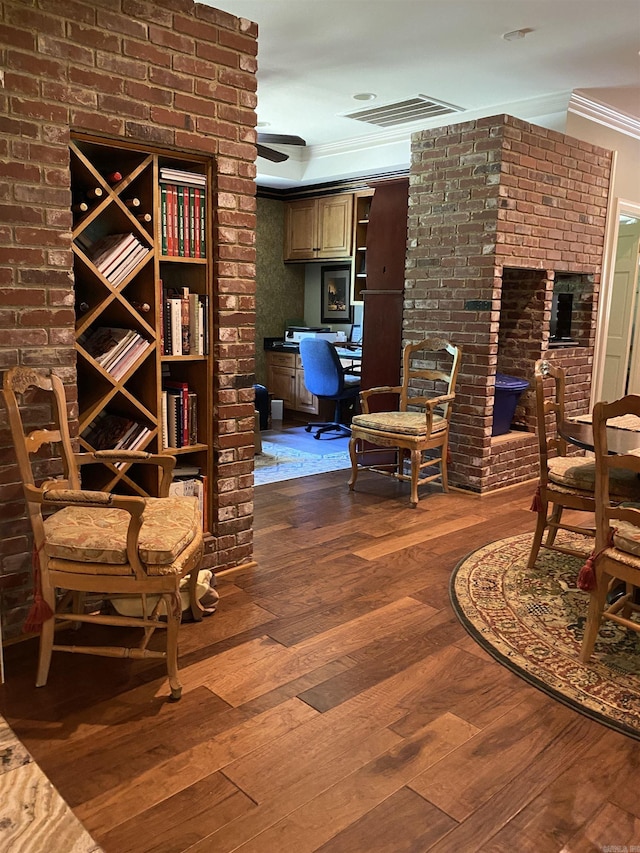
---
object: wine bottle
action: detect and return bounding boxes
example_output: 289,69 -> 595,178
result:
72,201 -> 89,213
124,197 -> 141,208
130,300 -> 151,314
105,171 -> 123,185
85,187 -> 104,199
136,212 -> 152,223
77,301 -> 90,314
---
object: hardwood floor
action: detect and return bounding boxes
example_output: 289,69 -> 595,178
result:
2,471 -> 640,851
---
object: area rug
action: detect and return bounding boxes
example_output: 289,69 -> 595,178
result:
450,532 -> 640,740
254,438 -> 351,485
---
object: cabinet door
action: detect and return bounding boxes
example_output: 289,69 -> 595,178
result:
317,194 -> 353,258
284,199 -> 318,261
295,365 -> 318,414
268,362 -> 296,409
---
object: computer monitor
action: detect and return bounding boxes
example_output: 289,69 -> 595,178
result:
349,324 -> 362,345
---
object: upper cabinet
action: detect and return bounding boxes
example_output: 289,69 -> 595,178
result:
284,194 -> 353,261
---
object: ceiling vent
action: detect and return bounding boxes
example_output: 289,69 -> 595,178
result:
344,94 -> 464,128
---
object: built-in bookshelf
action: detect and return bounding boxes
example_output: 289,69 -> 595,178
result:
352,189 -> 374,304
71,135 -> 213,532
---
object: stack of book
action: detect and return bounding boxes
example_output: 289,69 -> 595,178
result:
76,231 -> 151,286
160,285 -> 209,356
161,380 -> 198,449
168,465 -> 207,528
159,168 -> 207,258
78,326 -> 152,380
82,411 -> 151,454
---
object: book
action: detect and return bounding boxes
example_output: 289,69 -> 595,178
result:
79,327 -> 135,368
110,337 -> 151,380
107,243 -> 151,287
94,233 -> 138,274
165,390 -> 181,448
164,380 -> 189,446
160,168 -> 206,186
189,292 -> 200,355
100,330 -> 141,373
168,297 -> 182,356
82,411 -> 136,451
180,288 -> 190,354
188,391 -> 198,445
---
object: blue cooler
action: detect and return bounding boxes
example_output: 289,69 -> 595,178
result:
492,373 -> 529,436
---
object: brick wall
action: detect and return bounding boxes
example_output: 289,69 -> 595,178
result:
0,0 -> 258,640
406,115 -> 612,492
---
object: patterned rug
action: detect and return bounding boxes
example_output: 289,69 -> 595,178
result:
254,440 -> 351,485
450,532 -> 640,740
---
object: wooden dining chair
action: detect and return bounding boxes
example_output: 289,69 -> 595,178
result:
2,366 -> 204,700
348,337 -> 461,507
579,394 -> 640,662
527,360 -> 640,569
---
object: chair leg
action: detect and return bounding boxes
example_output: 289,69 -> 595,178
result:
164,591 -> 183,701
36,581 -> 57,688
409,449 -> 421,507
580,571 -> 610,663
440,443 -> 450,493
348,436 -> 359,491
546,504 -> 563,546
526,502 -> 549,570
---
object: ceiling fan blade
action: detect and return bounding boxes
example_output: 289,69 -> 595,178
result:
257,133 -> 306,147
256,143 -> 289,163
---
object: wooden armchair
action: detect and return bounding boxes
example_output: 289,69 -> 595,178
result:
348,337 -> 461,507
2,367 -> 204,700
579,395 -> 640,662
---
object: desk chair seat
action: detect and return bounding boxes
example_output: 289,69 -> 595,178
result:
299,338 -> 361,439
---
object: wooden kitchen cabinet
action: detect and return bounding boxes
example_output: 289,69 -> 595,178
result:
266,351 -> 319,414
284,194 -> 353,261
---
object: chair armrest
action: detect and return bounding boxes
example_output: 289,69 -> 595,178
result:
359,385 -> 402,414
29,485 -> 148,578
424,393 -> 455,411
76,451 -> 176,497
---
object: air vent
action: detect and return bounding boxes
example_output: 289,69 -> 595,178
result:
344,95 -> 464,128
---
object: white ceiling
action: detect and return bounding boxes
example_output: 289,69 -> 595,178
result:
200,0 -> 640,188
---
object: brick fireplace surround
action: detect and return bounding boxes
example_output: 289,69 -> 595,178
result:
405,114 -> 613,493
0,0 -> 258,640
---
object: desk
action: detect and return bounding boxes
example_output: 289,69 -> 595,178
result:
559,418 -> 640,455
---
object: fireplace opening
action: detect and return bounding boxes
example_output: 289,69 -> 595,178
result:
548,273 -> 593,348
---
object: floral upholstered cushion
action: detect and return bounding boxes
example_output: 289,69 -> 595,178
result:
351,411 -> 446,436
43,496 -> 201,573
547,457 -> 640,500
612,517 -> 640,557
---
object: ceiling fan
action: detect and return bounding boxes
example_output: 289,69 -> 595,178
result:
256,133 -> 306,163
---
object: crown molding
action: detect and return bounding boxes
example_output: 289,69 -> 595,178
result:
568,92 -> 640,140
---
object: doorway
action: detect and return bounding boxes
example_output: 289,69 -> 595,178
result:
593,201 -> 640,402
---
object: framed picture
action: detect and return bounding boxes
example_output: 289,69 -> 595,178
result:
321,264 -> 351,324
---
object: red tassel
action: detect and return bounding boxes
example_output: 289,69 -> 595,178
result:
23,544 -> 54,634
530,485 -> 543,513
446,448 -> 451,464
577,554 -> 596,591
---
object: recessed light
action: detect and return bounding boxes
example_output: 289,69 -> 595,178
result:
502,28 -> 533,41
353,92 -> 377,101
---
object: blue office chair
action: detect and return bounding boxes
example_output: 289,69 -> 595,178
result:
299,338 -> 361,439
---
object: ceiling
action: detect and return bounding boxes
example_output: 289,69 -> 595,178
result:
201,0 -> 640,189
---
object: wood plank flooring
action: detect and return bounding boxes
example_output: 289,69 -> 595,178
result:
2,470 -> 640,851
